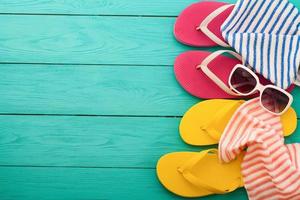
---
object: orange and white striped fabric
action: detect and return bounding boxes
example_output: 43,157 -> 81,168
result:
219,98 -> 300,200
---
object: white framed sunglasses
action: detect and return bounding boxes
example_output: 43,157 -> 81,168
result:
228,64 -> 293,115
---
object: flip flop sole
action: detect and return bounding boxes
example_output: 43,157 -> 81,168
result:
174,51 -> 295,99
174,1 -> 233,47
174,51 -> 242,99
180,100 -> 244,145
156,151 -> 244,197
180,100 -> 297,146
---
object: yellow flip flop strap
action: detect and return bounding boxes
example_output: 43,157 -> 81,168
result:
200,100 -> 244,141
178,149 -> 241,194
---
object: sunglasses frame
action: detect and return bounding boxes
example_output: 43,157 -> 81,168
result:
228,64 -> 293,115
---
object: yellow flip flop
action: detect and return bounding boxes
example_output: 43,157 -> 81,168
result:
180,99 -> 297,146
156,149 -> 244,198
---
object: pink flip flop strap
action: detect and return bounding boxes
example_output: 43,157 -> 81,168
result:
197,50 -> 245,96
197,4 -> 234,47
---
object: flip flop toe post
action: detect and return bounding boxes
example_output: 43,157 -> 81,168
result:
174,1 -> 234,47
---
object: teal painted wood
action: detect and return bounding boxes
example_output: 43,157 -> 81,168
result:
0,15 -> 222,65
0,64 -> 299,116
0,115 -> 298,168
0,64 -> 199,116
0,115 -> 200,167
292,88 -> 300,116
0,167 -> 248,200
0,0 -> 234,16
1,0 -> 299,16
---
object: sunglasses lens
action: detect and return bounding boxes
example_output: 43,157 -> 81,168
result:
230,67 -> 257,94
261,88 -> 290,114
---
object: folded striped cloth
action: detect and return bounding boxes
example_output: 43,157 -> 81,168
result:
219,98 -> 300,200
221,0 -> 300,89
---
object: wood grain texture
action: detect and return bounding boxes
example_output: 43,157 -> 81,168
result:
0,115 -> 298,168
0,64 -> 199,116
1,64 -> 299,116
0,167 -> 248,200
0,115 -> 199,167
0,0 -> 234,16
1,0 -> 299,16
0,15 -> 223,65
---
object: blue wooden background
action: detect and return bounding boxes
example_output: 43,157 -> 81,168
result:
0,0 -> 300,199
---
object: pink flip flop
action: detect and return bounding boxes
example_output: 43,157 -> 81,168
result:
174,1 -> 234,47
174,50 -> 295,99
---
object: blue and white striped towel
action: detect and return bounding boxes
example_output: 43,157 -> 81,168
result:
221,0 -> 300,89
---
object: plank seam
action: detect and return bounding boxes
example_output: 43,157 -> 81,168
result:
0,113 -> 298,119
0,62 -> 172,67
0,113 -> 183,118
0,165 -> 155,170
0,13 -> 177,18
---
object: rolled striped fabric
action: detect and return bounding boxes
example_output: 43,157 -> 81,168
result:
221,0 -> 300,89
219,98 -> 300,200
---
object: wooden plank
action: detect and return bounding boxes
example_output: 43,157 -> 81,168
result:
0,64 -> 199,116
0,115 -> 299,168
293,88 -> 300,116
1,0 -> 299,16
1,64 -> 299,116
0,0 -> 234,16
0,115 -> 199,167
0,166 -> 248,200
0,15 -> 222,65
